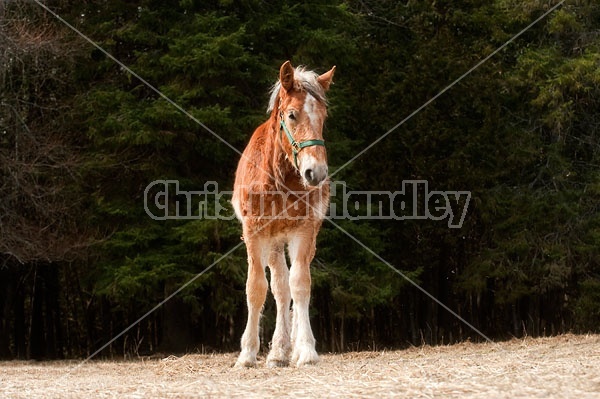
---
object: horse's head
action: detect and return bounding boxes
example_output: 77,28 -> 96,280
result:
269,61 -> 335,187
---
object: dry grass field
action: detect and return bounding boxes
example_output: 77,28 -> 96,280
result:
1,334 -> 599,398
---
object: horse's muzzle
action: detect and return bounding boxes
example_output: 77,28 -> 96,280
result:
303,165 -> 328,186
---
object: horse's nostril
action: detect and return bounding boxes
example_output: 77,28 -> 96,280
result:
303,166 -> 327,186
304,169 -> 314,182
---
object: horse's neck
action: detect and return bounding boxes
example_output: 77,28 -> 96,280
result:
265,119 -> 295,191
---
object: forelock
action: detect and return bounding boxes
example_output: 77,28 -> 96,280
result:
267,66 -> 328,114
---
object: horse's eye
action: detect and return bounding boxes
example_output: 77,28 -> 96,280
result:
288,112 -> 296,121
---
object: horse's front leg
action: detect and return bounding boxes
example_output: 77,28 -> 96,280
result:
288,232 -> 319,366
266,242 -> 291,367
235,236 -> 268,368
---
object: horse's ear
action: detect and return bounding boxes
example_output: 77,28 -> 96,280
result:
318,66 -> 336,92
280,61 -> 295,92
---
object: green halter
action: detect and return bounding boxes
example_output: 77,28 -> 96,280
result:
279,112 -> 325,170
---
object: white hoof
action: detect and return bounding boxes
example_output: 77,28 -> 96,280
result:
234,352 -> 257,368
292,346 -> 319,367
266,344 -> 290,368
266,358 -> 290,368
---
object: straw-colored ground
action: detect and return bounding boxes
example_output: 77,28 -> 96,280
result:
1,334 -> 599,398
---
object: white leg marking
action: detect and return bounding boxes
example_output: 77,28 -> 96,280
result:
266,243 -> 291,367
288,233 -> 319,366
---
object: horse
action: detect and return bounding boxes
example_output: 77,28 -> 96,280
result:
232,61 -> 335,367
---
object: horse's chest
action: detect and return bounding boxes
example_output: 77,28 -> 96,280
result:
237,186 -> 328,233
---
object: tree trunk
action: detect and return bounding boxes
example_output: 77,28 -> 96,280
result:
160,295 -> 194,353
44,264 -> 63,358
29,264 -> 46,359
0,267 -> 11,358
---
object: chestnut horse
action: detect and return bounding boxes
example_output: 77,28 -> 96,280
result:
232,61 -> 335,367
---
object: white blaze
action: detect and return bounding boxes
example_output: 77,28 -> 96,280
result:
303,94 -> 319,132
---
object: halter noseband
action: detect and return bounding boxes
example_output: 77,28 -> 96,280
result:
279,111 -> 325,170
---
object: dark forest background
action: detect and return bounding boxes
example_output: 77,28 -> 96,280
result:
1,0 -> 599,359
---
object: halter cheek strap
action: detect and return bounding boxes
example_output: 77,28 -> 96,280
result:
279,112 -> 325,170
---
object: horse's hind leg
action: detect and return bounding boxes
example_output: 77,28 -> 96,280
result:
235,236 -> 268,368
288,233 -> 319,366
266,242 -> 291,367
